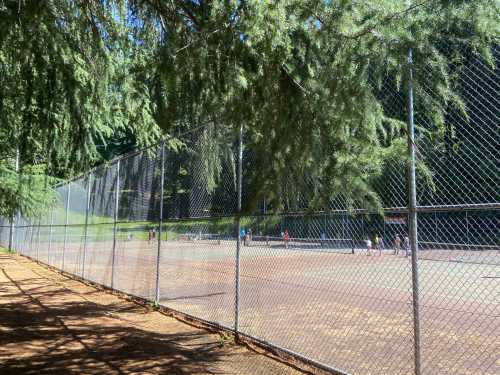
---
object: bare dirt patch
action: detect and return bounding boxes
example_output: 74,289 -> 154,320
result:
0,253 -> 305,375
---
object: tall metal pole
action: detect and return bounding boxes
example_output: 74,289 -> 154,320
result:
465,210 -> 470,245
324,213 -> 327,238
62,184 -> 71,270
434,211 -> 438,242
235,124 -> 243,334
82,173 -> 92,278
36,218 -> 41,261
47,209 -> 54,265
30,221 -> 36,257
8,148 -> 19,251
155,143 -> 166,304
407,47 -> 422,375
111,160 -> 120,289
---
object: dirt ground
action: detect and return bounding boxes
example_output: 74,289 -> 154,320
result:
0,253 -> 304,375
29,239 -> 500,375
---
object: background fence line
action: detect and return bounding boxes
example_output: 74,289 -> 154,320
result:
0,45 -> 498,375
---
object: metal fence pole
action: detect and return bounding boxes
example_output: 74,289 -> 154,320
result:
465,210 -> 470,244
29,221 -> 35,257
47,209 -> 54,265
235,124 -> 243,334
155,142 -> 166,304
8,215 -> 15,252
82,173 -> 92,278
434,211 -> 438,242
324,212 -> 327,238
8,148 -> 19,252
36,218 -> 41,261
8,224 -> 14,253
14,214 -> 20,252
407,47 -> 422,375
62,184 -> 71,270
111,160 -> 120,289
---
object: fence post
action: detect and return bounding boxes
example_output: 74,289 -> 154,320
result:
82,173 -> 92,279
36,218 -> 41,261
111,160 -> 120,289
235,124 -> 243,334
8,215 -> 15,252
155,142 -> 166,304
8,148 -> 19,252
8,220 -> 14,252
48,209 -> 54,265
407,47 -> 422,375
29,221 -> 35,257
323,212 -> 327,238
465,210 -> 470,244
434,211 -> 438,242
62,184 -> 71,270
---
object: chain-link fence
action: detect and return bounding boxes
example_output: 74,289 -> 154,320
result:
1,45 -> 498,375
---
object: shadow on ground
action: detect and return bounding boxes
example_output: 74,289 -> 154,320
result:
0,260 -> 229,375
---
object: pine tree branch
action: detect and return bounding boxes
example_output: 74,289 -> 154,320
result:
315,0 -> 432,40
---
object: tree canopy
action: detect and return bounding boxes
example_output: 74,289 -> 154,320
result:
0,0 -> 498,217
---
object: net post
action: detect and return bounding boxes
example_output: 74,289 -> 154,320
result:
62,184 -> 71,270
407,47 -> 422,375
82,173 -> 92,279
155,142 -> 166,305
235,124 -> 243,335
111,160 -> 120,290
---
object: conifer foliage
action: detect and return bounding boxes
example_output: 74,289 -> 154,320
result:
0,0 -> 497,216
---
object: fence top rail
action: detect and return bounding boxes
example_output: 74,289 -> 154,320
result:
264,203 -> 500,217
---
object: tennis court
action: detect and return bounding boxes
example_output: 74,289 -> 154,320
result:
38,233 -> 499,375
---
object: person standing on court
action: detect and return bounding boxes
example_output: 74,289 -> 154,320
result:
283,229 -> 290,248
375,234 -> 382,256
403,236 -> 410,257
393,234 -> 401,255
240,227 -> 246,246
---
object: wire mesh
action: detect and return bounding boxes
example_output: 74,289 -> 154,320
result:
84,163 -> 119,286
2,44 -> 498,375
158,136 -> 238,329
61,177 -> 89,277
0,217 -> 10,248
113,149 -> 162,299
414,44 -> 500,375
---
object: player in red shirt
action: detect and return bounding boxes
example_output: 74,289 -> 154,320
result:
283,229 -> 290,248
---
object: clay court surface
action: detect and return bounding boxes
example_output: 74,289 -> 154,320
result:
0,253 -> 304,375
23,236 -> 500,375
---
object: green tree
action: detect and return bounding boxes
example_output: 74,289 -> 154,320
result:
0,0 -> 497,217
129,0 -> 497,211
0,0 -> 158,216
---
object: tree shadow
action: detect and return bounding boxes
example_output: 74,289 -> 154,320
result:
0,270 -> 228,374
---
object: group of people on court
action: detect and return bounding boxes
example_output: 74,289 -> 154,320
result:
240,228 -> 291,247
238,226 -> 410,255
366,234 -> 410,256
240,228 -> 253,246
147,228 -> 157,242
